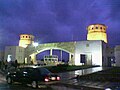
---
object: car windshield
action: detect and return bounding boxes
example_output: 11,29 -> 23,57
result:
38,67 -> 51,75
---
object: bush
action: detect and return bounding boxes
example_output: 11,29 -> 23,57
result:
57,64 -> 68,67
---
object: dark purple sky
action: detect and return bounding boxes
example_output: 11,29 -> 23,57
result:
0,0 -> 120,50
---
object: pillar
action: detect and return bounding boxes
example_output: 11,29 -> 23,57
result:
60,50 -> 62,62
69,53 -> 74,65
50,49 -> 53,56
69,53 -> 72,64
30,53 -> 37,64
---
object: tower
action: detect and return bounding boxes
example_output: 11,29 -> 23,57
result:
19,34 -> 34,48
87,24 -> 108,43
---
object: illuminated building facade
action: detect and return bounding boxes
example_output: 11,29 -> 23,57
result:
75,40 -> 108,66
4,46 -> 25,63
87,24 -> 107,43
24,40 -> 109,66
19,34 -> 34,48
4,40 -> 111,66
4,23 -> 117,66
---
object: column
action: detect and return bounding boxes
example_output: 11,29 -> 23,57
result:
69,53 -> 74,65
50,49 -> 53,56
30,53 -> 36,64
60,50 -> 62,62
69,53 -> 72,65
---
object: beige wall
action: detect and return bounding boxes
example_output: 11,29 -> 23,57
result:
75,40 -> 105,66
4,46 -> 25,63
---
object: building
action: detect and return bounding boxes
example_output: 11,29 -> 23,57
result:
115,45 -> 120,66
106,46 -> 115,66
19,34 -> 34,48
87,24 -> 107,43
4,46 -> 25,63
24,40 -> 111,66
75,40 -> 108,66
3,24 -> 119,66
4,34 -> 35,64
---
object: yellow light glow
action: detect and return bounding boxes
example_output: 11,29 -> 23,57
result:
30,53 -> 37,64
87,24 -> 107,43
19,34 -> 34,48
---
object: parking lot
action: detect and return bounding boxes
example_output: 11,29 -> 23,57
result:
1,66 -> 120,90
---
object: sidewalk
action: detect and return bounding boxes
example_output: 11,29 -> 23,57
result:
58,67 -> 109,81
52,67 -> 109,90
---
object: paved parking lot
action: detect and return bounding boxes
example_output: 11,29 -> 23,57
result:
0,67 -> 115,90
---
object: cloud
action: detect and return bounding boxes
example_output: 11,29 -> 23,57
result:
0,0 -> 120,50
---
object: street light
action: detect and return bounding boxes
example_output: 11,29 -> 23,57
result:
105,88 -> 112,90
33,42 -> 39,47
33,42 -> 39,54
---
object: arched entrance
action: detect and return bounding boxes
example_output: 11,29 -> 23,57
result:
36,49 -> 70,65
25,42 -> 75,65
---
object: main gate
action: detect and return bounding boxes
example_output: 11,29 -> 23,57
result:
25,42 -> 76,65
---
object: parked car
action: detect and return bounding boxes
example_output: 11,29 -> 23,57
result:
6,66 -> 60,88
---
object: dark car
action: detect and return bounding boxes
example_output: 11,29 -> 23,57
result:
6,66 -> 60,88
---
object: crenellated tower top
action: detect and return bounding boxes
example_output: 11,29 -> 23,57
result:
19,34 -> 34,48
87,24 -> 108,43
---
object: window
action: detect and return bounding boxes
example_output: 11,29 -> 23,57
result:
86,44 -> 89,47
96,27 -> 98,29
26,36 -> 27,38
39,68 -> 51,75
100,27 -> 102,29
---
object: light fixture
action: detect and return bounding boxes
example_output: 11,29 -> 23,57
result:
33,42 -> 39,47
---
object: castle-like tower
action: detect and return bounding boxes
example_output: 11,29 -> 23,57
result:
19,34 -> 34,48
87,24 -> 107,43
